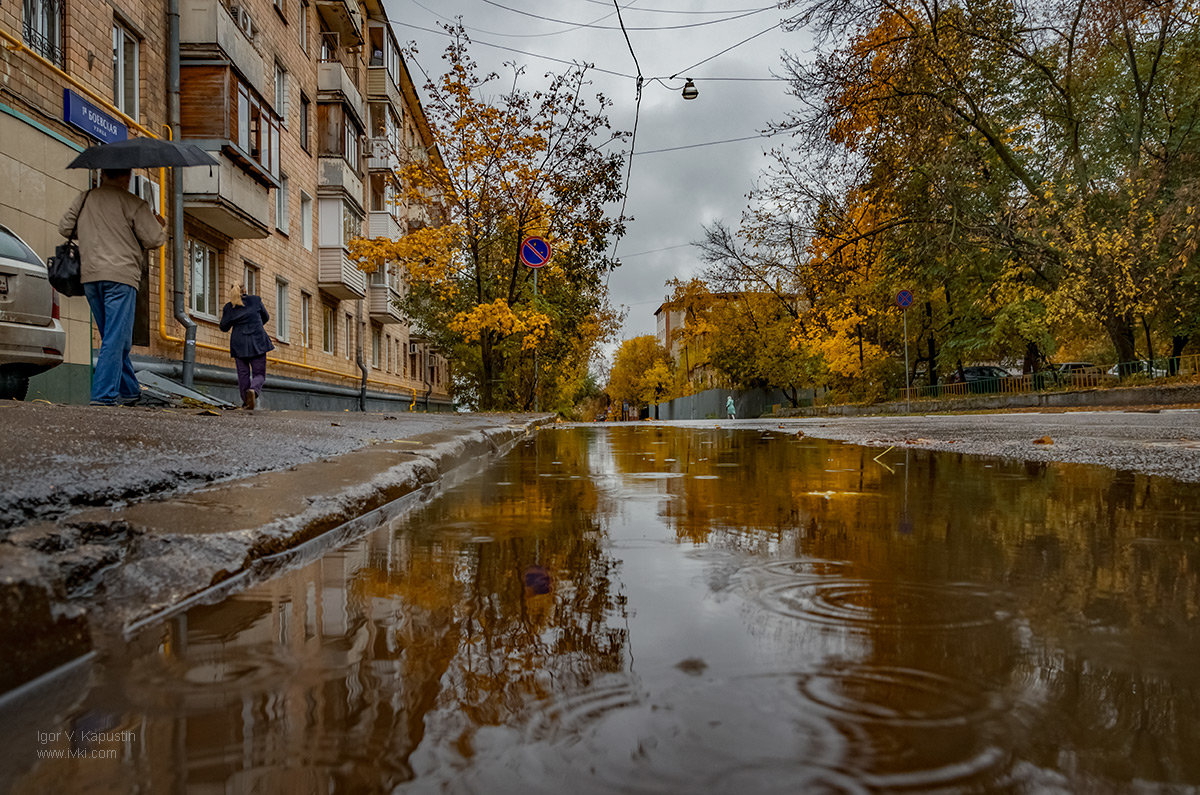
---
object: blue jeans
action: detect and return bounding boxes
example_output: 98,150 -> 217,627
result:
83,281 -> 139,404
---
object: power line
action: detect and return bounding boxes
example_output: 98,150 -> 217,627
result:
393,21 -> 637,78
409,0 -> 618,38
479,0 -> 776,31
619,243 -> 695,258
610,0 -> 642,268
667,22 -> 782,78
573,0 -> 773,13
633,130 -> 784,155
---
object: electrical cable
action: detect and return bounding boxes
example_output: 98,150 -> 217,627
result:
409,0 -> 619,38
667,22 -> 781,78
479,0 -> 776,31
609,0 -> 643,269
572,0 -> 771,13
633,130 -> 784,155
394,21 -> 637,78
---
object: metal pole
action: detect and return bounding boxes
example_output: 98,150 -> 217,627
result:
168,0 -> 197,387
533,268 -> 539,413
903,308 -> 910,412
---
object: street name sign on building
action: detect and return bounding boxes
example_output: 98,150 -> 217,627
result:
520,236 -> 551,268
63,90 -> 128,144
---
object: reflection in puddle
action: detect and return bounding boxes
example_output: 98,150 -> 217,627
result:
6,426 -> 1200,792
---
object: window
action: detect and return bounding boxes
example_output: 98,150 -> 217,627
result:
371,326 -> 381,368
342,202 -> 362,245
236,81 -> 281,179
276,175 -> 289,233
385,334 -> 391,373
300,191 -> 313,250
113,22 -> 139,117
276,279 -> 290,341
300,292 -> 312,348
188,240 -> 219,318
299,0 -> 309,52
274,62 -> 289,127
243,262 -> 259,295
345,314 -> 354,360
23,0 -> 63,65
299,93 -> 310,152
344,121 -> 360,168
322,304 -> 335,353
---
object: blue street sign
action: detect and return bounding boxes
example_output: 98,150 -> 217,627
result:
63,89 -> 128,144
520,236 -> 551,268
896,289 -> 914,309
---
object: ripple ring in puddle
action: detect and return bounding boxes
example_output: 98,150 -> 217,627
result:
759,557 -> 855,578
801,666 -> 995,728
758,579 -> 1010,631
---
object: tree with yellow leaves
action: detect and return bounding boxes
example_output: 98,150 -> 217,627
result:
352,28 -> 627,410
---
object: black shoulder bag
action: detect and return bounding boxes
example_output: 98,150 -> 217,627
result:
47,190 -> 91,297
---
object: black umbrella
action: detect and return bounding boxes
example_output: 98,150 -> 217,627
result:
67,137 -> 219,170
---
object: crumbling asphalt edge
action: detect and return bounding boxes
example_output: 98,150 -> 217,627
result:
0,416 -> 552,695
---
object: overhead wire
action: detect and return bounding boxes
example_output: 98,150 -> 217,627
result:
571,0 -> 773,13
633,130 -> 785,155
610,0 -> 642,269
409,0 -> 619,38
478,0 -> 777,31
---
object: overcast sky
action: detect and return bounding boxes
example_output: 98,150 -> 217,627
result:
382,0 -> 808,355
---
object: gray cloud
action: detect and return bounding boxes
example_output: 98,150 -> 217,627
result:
384,0 -> 806,345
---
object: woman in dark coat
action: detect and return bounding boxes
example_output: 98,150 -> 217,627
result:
219,282 -> 275,409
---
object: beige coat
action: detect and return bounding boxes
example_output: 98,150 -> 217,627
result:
58,184 -> 167,289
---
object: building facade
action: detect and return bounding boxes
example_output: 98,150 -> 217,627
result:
1,0 -> 451,410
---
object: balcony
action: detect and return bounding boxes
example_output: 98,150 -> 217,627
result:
316,0 -> 364,46
368,282 -> 403,324
368,210 -> 403,240
317,247 -> 367,300
366,137 -> 401,173
182,149 -> 270,238
318,59 -> 364,123
180,0 -> 265,96
366,66 -> 403,110
319,156 -> 363,208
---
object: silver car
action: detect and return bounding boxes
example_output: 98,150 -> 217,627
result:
0,224 -> 65,400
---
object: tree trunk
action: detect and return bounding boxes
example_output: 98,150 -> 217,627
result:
480,332 -> 494,410
925,301 -> 938,386
1103,313 -> 1137,365
1022,341 -> 1040,375
1170,335 -> 1189,375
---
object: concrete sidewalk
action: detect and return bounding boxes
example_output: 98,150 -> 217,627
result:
0,402 -> 550,692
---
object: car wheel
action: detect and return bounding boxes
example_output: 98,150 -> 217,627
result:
0,371 -> 29,401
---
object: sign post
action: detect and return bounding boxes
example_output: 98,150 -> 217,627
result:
896,289 -> 914,412
520,237 -> 552,412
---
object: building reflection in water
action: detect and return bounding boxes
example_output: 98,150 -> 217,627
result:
7,427 -> 1200,792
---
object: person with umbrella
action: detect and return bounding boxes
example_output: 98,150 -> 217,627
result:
58,167 -> 166,406
58,138 -> 216,406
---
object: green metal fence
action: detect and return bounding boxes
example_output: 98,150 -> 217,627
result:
906,353 -> 1199,402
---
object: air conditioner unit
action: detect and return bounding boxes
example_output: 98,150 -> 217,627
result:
230,5 -> 255,39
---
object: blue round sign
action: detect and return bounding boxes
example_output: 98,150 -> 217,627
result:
520,236 -> 551,268
896,289 -> 914,309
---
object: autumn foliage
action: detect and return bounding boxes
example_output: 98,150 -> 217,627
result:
351,28 -> 628,410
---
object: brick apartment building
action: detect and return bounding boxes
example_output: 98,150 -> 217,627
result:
0,0 -> 452,410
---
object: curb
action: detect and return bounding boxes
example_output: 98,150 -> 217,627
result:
0,417 -> 550,694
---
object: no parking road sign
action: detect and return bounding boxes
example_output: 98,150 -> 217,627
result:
896,289 -> 914,310
520,236 -> 552,268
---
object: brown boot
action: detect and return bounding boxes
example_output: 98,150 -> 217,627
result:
245,390 -> 256,410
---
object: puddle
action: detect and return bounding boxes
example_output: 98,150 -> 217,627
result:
4,427 -> 1200,792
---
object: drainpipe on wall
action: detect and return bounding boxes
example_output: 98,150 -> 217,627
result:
168,0 -> 197,387
356,299 -> 367,411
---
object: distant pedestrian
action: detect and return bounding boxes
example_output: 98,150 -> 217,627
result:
219,283 -> 274,410
58,168 -> 167,406
726,395 -> 736,420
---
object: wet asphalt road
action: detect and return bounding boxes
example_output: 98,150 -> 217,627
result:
0,402 -> 546,532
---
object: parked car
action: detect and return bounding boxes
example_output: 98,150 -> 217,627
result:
1107,360 -> 1167,378
947,365 -> 1011,393
0,224 -> 65,400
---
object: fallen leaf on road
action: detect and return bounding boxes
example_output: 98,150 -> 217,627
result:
197,409 -> 221,416
1033,436 -> 1053,445
331,422 -> 341,426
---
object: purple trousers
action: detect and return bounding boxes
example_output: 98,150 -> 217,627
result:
235,355 -> 267,402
